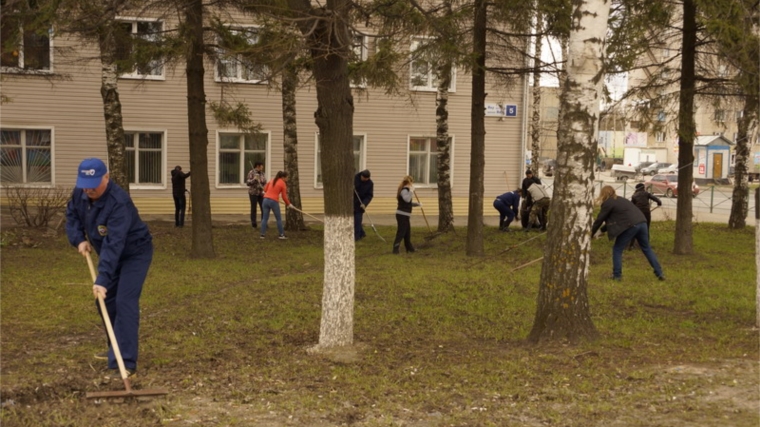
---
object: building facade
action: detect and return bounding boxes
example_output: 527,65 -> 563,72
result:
0,10 -> 530,217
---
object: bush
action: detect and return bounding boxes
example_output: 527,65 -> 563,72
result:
6,185 -> 71,228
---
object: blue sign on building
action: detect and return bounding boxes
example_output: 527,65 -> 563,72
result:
505,104 -> 518,117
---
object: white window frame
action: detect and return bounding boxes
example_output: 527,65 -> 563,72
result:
314,133 -> 366,189
655,131 -> 666,143
407,135 -> 454,188
0,23 -> 53,74
0,126 -> 55,186
714,109 -> 726,123
350,34 -> 368,88
216,130 -> 270,188
115,17 -> 164,80
215,25 -> 269,84
409,36 -> 456,92
123,130 -> 166,189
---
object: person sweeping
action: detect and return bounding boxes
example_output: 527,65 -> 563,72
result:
65,158 -> 153,378
392,175 -> 421,254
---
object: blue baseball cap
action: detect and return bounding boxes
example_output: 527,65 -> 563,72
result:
76,158 -> 107,188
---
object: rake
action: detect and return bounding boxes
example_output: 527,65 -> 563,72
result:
287,205 -> 325,223
354,189 -> 385,242
412,189 -> 444,241
84,252 -> 168,399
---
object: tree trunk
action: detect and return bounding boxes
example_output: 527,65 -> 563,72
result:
436,61 -> 455,232
528,0 -> 609,344
466,0 -> 487,257
282,64 -> 306,231
729,92 -> 756,229
184,0 -> 215,258
530,16 -> 543,176
98,28 -> 129,193
674,0 -> 697,255
295,0 -> 355,350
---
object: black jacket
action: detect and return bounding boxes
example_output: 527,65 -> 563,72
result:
354,173 -> 374,213
171,169 -> 191,197
591,196 -> 647,240
631,189 -> 661,213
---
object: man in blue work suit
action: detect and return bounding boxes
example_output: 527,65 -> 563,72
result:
353,169 -> 374,241
493,189 -> 521,232
66,158 -> 153,377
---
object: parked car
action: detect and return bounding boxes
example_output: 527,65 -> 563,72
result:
657,164 -> 678,174
646,174 -> 700,198
635,161 -> 655,173
641,162 -> 672,176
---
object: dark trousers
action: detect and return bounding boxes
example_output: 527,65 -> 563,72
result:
612,222 -> 663,279
393,214 -> 414,253
354,211 -> 366,241
249,194 -> 263,227
173,194 -> 186,226
96,244 -> 153,370
493,199 -> 516,229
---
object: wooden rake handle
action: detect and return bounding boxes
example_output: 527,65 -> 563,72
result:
86,252 -> 132,392
287,205 -> 325,223
412,189 -> 433,233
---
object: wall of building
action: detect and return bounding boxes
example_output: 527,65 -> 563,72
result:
0,14 -> 528,217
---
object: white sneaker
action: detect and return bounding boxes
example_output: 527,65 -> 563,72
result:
260,235 -> 265,239
278,235 -> 287,240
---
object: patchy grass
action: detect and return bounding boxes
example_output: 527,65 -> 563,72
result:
1,220 -> 757,427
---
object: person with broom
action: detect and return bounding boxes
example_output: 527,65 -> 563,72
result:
392,175 -> 421,254
353,169 -> 374,241
66,158 -> 153,378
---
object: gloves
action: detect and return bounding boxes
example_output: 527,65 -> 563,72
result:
417,202 -> 423,207
286,204 -> 291,209
360,203 -> 366,210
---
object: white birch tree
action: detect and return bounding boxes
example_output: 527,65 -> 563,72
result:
529,0 -> 610,342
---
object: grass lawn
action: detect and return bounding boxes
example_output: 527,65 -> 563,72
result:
1,219 -> 757,427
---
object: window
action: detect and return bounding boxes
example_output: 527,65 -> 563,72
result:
0,128 -> 52,184
350,34 -> 368,87
410,37 -> 455,92
124,132 -> 163,185
216,27 -> 269,83
116,19 -> 163,78
714,109 -> 725,122
655,131 -> 666,143
409,136 -> 451,186
1,12 -> 51,72
657,111 -> 666,122
315,135 -> 365,186
218,132 -> 268,185
544,107 -> 559,121
718,64 -> 727,78
661,47 -> 670,61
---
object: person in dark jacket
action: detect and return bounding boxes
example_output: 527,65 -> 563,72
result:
392,175 -> 421,254
520,169 -> 541,230
66,158 -> 153,377
353,170 -> 374,241
493,189 -> 521,231
591,185 -> 664,281
631,182 -> 661,235
171,165 -> 191,227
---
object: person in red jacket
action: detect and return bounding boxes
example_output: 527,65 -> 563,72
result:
261,171 -> 291,239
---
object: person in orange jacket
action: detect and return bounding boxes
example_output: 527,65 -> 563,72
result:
260,171 -> 291,239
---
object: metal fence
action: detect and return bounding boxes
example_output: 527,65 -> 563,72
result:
541,179 -> 757,216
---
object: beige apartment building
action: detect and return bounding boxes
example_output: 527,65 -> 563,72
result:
0,11 -> 530,217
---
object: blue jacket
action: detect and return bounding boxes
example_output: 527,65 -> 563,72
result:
66,181 -> 152,289
354,173 -> 374,213
496,191 -> 520,212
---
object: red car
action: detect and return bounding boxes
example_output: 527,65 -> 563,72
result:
645,174 -> 700,198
